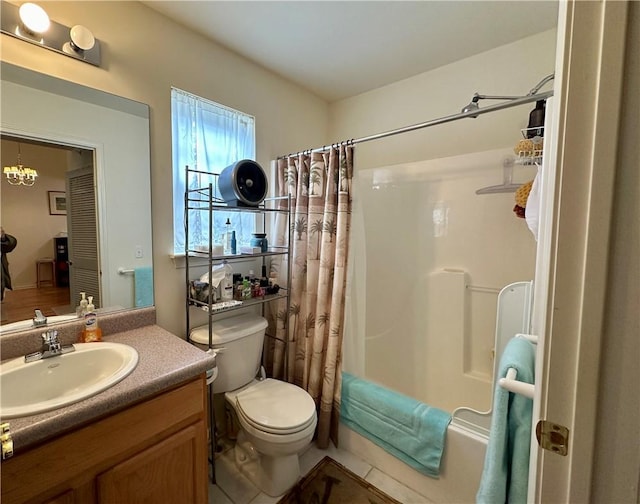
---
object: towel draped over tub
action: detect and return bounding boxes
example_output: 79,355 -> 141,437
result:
341,372 -> 452,478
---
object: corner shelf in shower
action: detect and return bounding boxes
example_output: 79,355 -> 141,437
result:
515,127 -> 543,165
514,153 -> 542,166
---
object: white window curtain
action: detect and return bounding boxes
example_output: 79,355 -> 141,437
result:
171,88 -> 256,254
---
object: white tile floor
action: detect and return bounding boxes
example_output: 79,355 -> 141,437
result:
209,439 -> 432,504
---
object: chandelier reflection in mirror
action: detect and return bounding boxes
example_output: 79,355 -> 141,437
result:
4,144 -> 38,186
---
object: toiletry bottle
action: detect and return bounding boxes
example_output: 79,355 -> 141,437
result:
82,296 -> 102,342
233,273 -> 243,300
220,261 -> 234,301
242,277 -> 252,300
76,292 -> 88,318
260,265 -> 269,289
223,218 -> 232,255
230,231 -> 237,255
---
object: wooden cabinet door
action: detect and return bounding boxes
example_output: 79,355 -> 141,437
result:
96,422 -> 208,504
43,490 -> 75,504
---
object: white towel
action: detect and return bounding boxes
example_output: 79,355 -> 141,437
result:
525,170 -> 541,240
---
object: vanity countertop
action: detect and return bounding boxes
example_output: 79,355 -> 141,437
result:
1,321 -> 215,453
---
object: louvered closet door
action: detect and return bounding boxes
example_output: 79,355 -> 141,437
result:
66,166 -> 100,308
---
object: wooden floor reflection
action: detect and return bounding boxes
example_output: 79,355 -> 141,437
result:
1,286 -> 71,324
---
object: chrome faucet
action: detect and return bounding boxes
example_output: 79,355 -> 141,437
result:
33,309 -> 47,327
24,330 -> 75,363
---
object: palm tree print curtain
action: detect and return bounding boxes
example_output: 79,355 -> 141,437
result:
265,145 -> 353,449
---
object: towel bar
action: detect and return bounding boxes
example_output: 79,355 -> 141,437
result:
498,368 -> 535,399
515,333 -> 539,344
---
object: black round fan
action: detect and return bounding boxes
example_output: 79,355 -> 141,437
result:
219,160 -> 268,207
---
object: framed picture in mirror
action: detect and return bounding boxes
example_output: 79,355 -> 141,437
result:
48,191 -> 67,216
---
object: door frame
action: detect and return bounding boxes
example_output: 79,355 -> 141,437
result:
533,0 -> 629,501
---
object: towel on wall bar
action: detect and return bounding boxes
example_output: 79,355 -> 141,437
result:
476,337 -> 535,504
340,372 -> 452,478
134,266 -> 154,307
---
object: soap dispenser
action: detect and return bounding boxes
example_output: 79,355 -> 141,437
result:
76,292 -> 88,318
82,296 -> 102,342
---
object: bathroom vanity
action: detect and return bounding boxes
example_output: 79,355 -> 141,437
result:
0,308 -> 215,504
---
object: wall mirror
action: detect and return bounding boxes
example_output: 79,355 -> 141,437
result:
0,62 -> 153,334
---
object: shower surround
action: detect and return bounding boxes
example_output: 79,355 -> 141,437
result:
341,147 -> 537,501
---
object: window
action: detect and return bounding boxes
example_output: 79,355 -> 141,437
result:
171,88 -> 256,254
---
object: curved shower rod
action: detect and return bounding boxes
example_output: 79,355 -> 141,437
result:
278,74 -> 555,160
461,73 -> 555,116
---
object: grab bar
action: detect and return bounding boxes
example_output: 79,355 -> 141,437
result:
498,368 -> 535,399
118,267 -> 134,275
466,284 -> 501,294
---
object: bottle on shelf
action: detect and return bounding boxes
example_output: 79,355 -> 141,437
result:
260,265 -> 269,288
242,277 -> 252,300
220,261 -> 234,301
233,273 -> 243,300
223,218 -> 233,255
230,231 -> 237,255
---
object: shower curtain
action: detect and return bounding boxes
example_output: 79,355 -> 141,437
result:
265,145 -> 353,448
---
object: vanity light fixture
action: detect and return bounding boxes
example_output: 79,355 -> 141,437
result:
0,1 -> 101,66
18,2 -> 49,37
3,143 -> 38,187
63,24 -> 95,55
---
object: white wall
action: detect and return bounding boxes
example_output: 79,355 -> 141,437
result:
0,1 -> 329,336
337,29 -> 556,413
1,140 -> 68,288
329,29 -> 557,168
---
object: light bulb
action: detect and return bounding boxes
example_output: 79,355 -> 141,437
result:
70,25 -> 95,51
18,3 -> 50,34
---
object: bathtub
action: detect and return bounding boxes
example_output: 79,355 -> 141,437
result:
338,419 -> 487,503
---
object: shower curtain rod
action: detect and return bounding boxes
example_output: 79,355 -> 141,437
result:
278,90 -> 553,159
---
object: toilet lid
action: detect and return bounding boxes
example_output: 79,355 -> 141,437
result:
235,379 -> 316,434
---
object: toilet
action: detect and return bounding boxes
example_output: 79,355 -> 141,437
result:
190,313 -> 317,497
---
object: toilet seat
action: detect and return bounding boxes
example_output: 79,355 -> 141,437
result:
237,407 -> 316,435
233,379 -> 316,435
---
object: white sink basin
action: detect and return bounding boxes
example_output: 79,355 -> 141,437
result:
0,342 -> 138,418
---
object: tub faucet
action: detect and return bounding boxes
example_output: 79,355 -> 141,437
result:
24,330 -> 75,363
33,309 -> 47,327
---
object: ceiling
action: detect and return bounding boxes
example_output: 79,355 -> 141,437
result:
145,1 -> 558,102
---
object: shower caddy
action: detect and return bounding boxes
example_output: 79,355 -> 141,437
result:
183,165 -> 292,483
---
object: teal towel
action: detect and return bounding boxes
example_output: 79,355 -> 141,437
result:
134,266 -> 154,307
341,372 -> 451,478
477,337 -> 535,504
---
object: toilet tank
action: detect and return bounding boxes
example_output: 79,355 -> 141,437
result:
189,313 -> 268,393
